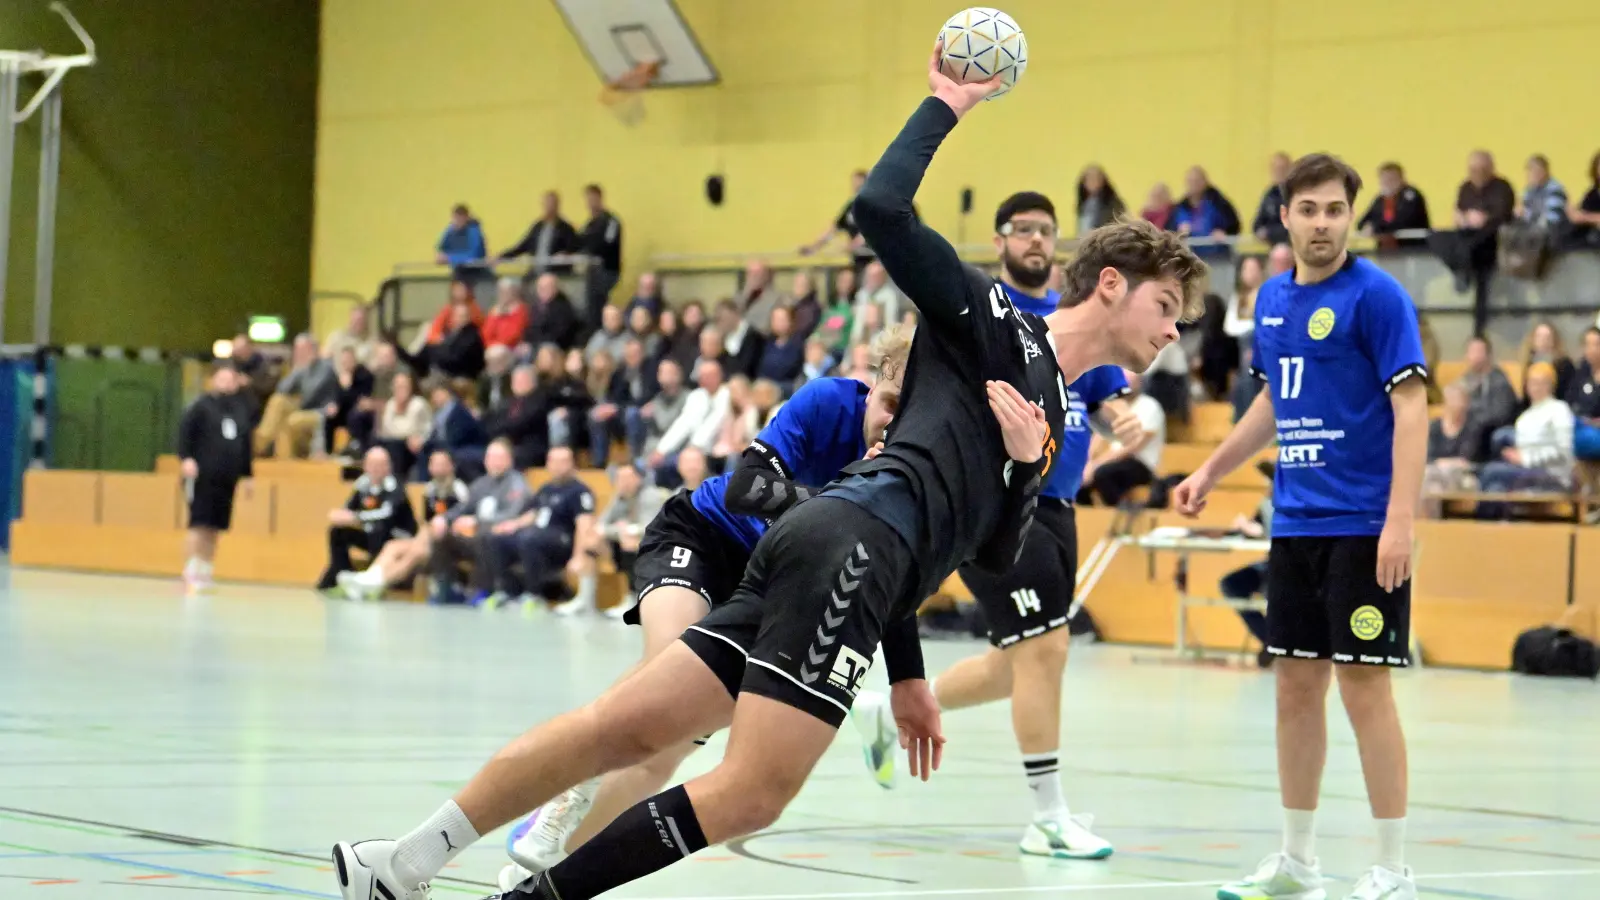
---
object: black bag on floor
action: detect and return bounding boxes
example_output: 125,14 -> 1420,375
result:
1511,626 -> 1600,678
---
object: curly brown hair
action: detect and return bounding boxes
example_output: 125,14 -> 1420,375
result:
1061,217 -> 1209,320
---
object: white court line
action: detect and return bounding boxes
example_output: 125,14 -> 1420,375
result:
628,868 -> 1600,900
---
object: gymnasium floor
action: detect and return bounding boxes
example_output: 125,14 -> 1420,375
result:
1,568 -> 1596,900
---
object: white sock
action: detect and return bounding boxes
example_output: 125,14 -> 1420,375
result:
577,573 -> 597,606
360,564 -> 386,586
1022,751 -> 1068,819
184,557 -> 200,578
1283,807 -> 1316,865
1374,817 -> 1406,873
392,800 -> 480,887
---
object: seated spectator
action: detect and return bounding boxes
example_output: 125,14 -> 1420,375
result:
323,345 -> 374,456
495,190 -> 578,276
799,337 -> 836,386
1424,382 -> 1488,512
624,271 -> 663,319
1478,362 -> 1575,506
854,261 -> 901,331
227,333 -> 272,421
1141,182 -> 1175,230
713,298 -> 764,379
480,446 -> 598,613
849,297 -> 886,348
1267,242 -> 1294,277
431,301 -> 486,381
487,364 -> 549,470
1518,321 -> 1575,405
1080,370 -> 1166,507
334,449 -> 469,600
375,370 -> 431,477
679,300 -> 707,338
1252,152 -> 1292,246
1518,153 -> 1569,230
585,303 -> 628,365
1567,327 -> 1600,461
648,358 -> 729,487
589,337 -> 657,468
787,269 -> 822,340
737,259 -> 780,337
899,308 -> 918,331
316,446 -> 417,591
1194,292 -> 1238,401
1226,257 -> 1264,418
417,376 -> 488,481
751,377 -> 784,427
478,344 -> 516,415
1430,150 -> 1515,294
711,375 -> 759,470
585,349 -> 616,415
1459,335 -> 1520,444
843,342 -> 876,384
325,304 -> 377,366
626,304 -> 662,360
522,272 -> 583,353
347,342 -> 403,452
259,333 -> 338,459
690,325 -> 730,383
435,203 -> 489,280
676,445 -> 710,493
756,305 -> 806,387
1218,489 -> 1274,668
1076,164 -> 1126,235
594,461 -> 671,617
482,278 -> 531,350
1567,151 -> 1600,248
427,439 -> 530,604
546,348 -> 595,452
420,280 -> 485,355
654,307 -> 685,370
1173,166 -> 1241,256
641,358 -> 688,459
1358,162 -> 1431,249
1144,336 -> 1190,424
530,342 -> 563,382
814,269 -> 855,353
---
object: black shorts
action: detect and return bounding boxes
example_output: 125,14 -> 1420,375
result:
624,492 -> 751,626
1265,535 -> 1411,667
186,477 -> 238,531
679,497 -> 913,728
958,499 -> 1076,648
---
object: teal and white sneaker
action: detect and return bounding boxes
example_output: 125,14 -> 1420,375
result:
1019,812 -> 1113,860
1217,853 -> 1326,900
848,690 -> 896,789
503,779 -> 600,879
1344,865 -> 1416,900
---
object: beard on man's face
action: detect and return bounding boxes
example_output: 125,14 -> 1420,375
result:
1002,247 -> 1051,289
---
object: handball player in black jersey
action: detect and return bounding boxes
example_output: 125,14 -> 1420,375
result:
327,44 -> 1207,900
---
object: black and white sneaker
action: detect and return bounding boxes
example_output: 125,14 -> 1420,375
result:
332,840 -> 430,900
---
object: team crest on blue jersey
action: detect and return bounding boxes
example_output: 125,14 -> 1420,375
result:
1308,307 -> 1336,340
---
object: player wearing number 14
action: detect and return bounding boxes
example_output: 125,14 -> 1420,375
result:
1173,154 -> 1429,900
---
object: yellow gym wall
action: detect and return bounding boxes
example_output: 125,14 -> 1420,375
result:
314,0 -> 1600,298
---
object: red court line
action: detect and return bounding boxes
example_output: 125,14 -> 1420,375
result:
129,874 -> 178,881
30,880 -> 78,886
1426,838 -> 1463,846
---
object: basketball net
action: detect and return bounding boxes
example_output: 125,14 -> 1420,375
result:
599,59 -> 660,127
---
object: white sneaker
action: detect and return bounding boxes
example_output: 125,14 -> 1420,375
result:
336,571 -> 368,602
505,779 -> 600,874
1019,812 -> 1113,860
848,690 -> 896,789
1344,866 -> 1416,900
550,597 -> 591,617
331,840 -> 430,900
603,595 -> 634,620
1217,853 -> 1326,900
497,861 -> 535,892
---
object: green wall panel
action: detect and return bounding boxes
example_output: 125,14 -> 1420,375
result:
51,356 -> 181,471
0,0 -> 318,349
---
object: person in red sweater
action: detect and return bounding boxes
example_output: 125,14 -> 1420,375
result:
483,278 -> 531,350
425,280 -> 485,345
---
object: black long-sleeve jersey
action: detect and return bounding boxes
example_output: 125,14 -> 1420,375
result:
178,392 -> 255,482
833,96 -> 1070,612
345,474 -> 419,537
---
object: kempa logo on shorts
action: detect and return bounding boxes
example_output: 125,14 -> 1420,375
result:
799,542 -> 869,690
1350,604 -> 1384,640
1308,307 -> 1336,340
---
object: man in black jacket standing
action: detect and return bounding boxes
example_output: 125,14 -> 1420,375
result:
178,364 -> 255,595
498,191 -> 580,277
317,446 -> 418,591
578,184 -> 623,335
1252,152 -> 1292,247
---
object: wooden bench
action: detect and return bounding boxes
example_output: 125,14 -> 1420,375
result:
1427,489 -> 1592,523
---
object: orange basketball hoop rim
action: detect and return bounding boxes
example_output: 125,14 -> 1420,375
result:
600,59 -> 660,102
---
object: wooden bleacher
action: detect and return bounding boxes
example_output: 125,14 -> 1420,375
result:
12,456 -> 624,605
15,398 -> 1597,669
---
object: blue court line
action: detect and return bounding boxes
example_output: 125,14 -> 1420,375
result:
80,854 -> 337,899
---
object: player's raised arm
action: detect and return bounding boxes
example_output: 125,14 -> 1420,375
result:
852,42 -> 1002,334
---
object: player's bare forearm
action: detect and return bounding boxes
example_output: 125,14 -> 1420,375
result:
1200,388 -> 1277,479
1386,379 -> 1429,523
852,99 -> 969,331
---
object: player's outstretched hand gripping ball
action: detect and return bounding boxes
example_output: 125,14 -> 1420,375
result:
938,8 -> 1027,100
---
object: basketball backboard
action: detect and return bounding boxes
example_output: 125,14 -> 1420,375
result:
552,0 -> 717,88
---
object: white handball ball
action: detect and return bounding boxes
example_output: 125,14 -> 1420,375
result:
937,8 -> 1027,100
